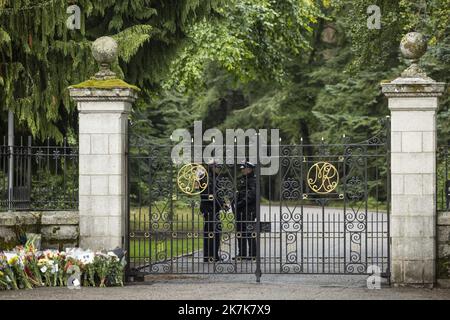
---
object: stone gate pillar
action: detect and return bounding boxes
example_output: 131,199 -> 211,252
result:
68,37 -> 139,250
382,32 -> 445,287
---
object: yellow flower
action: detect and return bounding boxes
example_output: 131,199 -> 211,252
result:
7,256 -> 18,265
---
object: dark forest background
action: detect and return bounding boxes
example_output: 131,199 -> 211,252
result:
0,0 -> 449,145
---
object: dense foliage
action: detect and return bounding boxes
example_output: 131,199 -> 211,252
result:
0,0 -> 449,145
150,0 -> 449,145
0,0 -> 222,140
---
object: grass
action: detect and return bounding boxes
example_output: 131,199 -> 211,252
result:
129,203 -> 235,260
130,238 -> 203,262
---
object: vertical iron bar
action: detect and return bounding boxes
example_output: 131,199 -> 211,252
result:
279,147 -> 283,273
125,120 -> 131,279
148,151 -> 153,272
8,111 -> 14,211
332,212 -> 339,273
364,145 -> 368,272
300,144 -> 304,273
322,203 -> 325,273
169,145 -> 174,273
343,140 -> 347,274
63,138 -> 67,209
386,116 -> 391,283
27,137 -> 31,210
255,132 -> 262,282
445,147 -> 448,210
328,212 -> 330,273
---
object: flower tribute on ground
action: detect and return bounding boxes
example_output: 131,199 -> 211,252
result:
0,239 -> 126,290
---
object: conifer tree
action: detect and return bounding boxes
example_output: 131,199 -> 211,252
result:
0,0 -> 222,140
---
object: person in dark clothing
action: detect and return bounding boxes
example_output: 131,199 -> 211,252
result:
199,160 -> 224,262
233,161 -> 257,260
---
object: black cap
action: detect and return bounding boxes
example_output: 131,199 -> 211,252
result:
239,160 -> 255,169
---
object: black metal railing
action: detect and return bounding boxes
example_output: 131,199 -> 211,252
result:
0,136 -> 79,211
437,146 -> 450,211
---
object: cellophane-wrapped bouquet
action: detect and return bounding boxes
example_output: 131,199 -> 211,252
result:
0,240 -> 126,290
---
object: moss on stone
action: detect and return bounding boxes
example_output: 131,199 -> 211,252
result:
438,255 -> 450,279
69,78 -> 140,91
0,238 -> 20,250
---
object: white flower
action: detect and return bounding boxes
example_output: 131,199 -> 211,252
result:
4,252 -> 18,261
40,266 -> 47,273
51,264 -> 58,274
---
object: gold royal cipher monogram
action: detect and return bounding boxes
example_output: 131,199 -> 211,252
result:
307,161 -> 339,194
177,163 -> 208,195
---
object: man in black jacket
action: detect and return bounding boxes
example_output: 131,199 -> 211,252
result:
233,161 -> 257,260
199,160 -> 224,262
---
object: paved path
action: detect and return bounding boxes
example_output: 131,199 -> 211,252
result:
1,274 -> 449,300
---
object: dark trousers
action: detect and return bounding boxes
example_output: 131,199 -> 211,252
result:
202,208 -> 222,260
236,210 -> 257,257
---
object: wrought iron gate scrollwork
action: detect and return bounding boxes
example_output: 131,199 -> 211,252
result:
126,119 -> 390,280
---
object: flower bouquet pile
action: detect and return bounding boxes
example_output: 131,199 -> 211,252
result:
0,245 -> 127,290
36,250 -> 67,287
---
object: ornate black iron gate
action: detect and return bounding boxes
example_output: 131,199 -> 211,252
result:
126,122 -> 390,281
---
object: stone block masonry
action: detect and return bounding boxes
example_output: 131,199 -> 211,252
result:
69,87 -> 137,250
68,36 -> 139,251
0,211 -> 79,250
382,77 -> 445,287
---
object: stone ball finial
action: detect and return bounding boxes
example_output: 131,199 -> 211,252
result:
399,32 -> 431,79
91,36 -> 118,80
92,36 -> 118,64
400,32 -> 427,62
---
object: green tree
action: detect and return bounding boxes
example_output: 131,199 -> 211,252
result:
0,0 -> 222,140
170,0 -> 449,146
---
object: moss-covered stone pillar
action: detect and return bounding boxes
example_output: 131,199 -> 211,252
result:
68,37 -> 139,250
382,32 -> 445,287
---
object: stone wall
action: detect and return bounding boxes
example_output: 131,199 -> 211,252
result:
0,211 -> 79,250
438,211 -> 450,287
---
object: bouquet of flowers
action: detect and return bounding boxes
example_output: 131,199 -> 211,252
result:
23,240 -> 44,287
55,251 -> 67,286
94,253 -> 110,287
106,250 -> 126,287
5,251 -> 33,289
0,253 -> 18,290
37,254 -> 52,287
65,248 -> 96,286
38,250 -> 67,287
64,256 -> 83,288
0,246 -> 127,290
